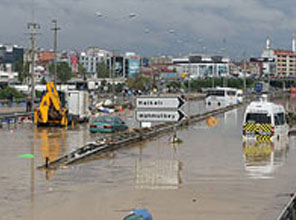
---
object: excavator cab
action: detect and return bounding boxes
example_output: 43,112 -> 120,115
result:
34,82 -> 68,126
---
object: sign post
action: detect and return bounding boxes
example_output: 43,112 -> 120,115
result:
136,96 -> 187,142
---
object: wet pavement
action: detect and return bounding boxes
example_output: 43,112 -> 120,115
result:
1,99 -> 296,219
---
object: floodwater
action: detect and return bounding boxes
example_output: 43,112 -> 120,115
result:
0,99 -> 296,220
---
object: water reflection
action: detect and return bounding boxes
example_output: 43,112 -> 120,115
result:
135,160 -> 182,189
34,128 -> 67,180
135,146 -> 182,190
242,137 -> 289,179
224,109 -> 238,125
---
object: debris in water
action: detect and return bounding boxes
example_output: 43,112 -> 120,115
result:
18,154 -> 34,158
206,116 -> 220,127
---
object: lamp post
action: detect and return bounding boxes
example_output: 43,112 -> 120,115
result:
95,12 -> 136,106
188,56 -> 192,117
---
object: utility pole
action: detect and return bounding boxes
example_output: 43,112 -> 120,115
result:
112,54 -> 115,105
188,54 -> 191,117
243,59 -> 247,95
242,51 -> 247,98
27,0 -> 40,110
51,19 -> 61,84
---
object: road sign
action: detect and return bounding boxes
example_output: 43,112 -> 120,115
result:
136,97 -> 185,109
136,110 -> 185,122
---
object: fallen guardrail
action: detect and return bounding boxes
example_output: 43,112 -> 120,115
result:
37,103 -> 242,170
276,193 -> 296,220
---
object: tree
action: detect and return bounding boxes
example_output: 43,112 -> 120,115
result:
0,87 -> 25,99
56,62 -> 73,83
126,74 -> 152,91
15,57 -> 30,83
97,62 -> 110,78
78,64 -> 87,81
40,77 -> 47,85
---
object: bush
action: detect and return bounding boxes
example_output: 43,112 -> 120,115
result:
0,87 -> 26,99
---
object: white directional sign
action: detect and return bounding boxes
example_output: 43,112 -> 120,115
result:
136,97 -> 185,109
136,110 -> 185,122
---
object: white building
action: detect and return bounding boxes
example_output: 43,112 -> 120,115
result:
172,54 -> 230,78
79,47 -> 112,77
0,70 -> 18,81
260,37 -> 277,76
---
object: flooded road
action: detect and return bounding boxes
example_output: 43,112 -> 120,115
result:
1,99 -> 296,220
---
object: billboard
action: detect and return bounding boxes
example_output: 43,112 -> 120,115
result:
128,56 -> 140,78
115,56 -> 124,77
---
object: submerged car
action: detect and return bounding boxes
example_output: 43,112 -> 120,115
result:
89,116 -> 128,133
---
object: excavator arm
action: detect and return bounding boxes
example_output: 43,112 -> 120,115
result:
34,82 -> 68,126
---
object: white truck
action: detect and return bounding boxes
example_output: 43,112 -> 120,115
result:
65,90 -> 90,122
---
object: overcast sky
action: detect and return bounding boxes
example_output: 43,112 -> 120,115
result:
0,0 -> 296,59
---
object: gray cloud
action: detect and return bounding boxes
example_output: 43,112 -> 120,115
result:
0,0 -> 295,59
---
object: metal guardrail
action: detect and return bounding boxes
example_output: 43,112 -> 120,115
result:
277,193 -> 296,220
0,98 -> 40,108
0,112 -> 33,121
37,103 -> 242,170
0,99 -> 26,108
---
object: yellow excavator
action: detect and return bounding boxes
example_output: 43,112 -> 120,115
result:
34,82 -> 68,126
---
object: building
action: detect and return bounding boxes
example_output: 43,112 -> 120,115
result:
274,50 -> 296,77
125,52 -> 141,78
172,54 -> 230,78
249,58 -> 264,76
68,50 -> 79,73
0,45 -> 24,73
260,36 -> 296,77
149,56 -> 173,65
79,47 -> 112,77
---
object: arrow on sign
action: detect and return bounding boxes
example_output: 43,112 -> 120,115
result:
136,110 -> 186,122
136,97 -> 185,109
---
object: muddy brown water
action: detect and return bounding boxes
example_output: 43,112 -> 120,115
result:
0,99 -> 296,220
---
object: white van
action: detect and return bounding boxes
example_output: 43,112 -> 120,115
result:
243,95 -> 289,141
205,87 -> 243,107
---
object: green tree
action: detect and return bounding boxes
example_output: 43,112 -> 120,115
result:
15,58 -> 30,83
56,62 -> 73,83
126,74 -> 151,91
78,64 -> 87,81
97,62 -> 110,78
40,77 -> 47,85
0,87 -> 25,99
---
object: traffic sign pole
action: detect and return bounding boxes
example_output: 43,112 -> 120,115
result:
135,96 -> 187,143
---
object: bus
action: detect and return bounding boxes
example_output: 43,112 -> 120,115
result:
205,87 -> 243,107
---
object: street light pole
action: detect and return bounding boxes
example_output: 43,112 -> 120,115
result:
188,55 -> 191,117
112,53 -> 115,105
243,59 -> 247,96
